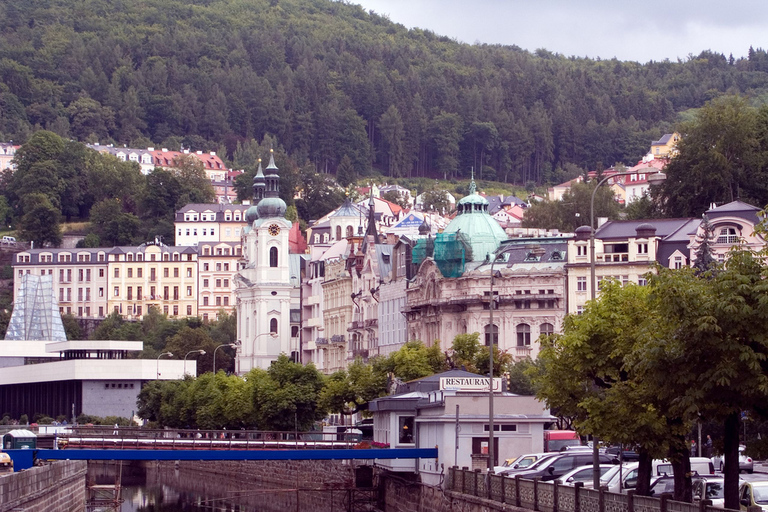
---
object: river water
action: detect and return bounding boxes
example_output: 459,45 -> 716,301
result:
88,463 -> 375,512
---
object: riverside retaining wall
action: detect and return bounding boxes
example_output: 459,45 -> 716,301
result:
0,460 -> 87,512
148,459 -> 360,512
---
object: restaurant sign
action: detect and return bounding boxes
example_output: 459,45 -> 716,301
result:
439,377 -> 502,392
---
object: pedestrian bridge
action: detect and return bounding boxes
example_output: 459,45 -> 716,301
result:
6,426 -> 437,471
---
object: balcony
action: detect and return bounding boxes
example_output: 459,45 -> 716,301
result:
330,334 -> 345,344
316,337 -> 328,345
597,252 -> 629,263
364,318 -> 378,328
349,321 -> 364,330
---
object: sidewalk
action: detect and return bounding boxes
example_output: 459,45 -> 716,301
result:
754,461 -> 768,474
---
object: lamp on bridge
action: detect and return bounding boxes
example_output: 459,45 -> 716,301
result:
156,351 -> 173,380
183,349 -> 206,376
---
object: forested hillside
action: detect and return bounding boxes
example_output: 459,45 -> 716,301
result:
1,0 -> 768,185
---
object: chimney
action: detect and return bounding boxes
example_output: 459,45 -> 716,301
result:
196,150 -> 203,155
148,147 -> 154,151
162,148 -> 168,152
210,151 -> 216,156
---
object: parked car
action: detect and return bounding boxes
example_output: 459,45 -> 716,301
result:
739,480 -> 768,512
1,236 -> 16,245
511,452 -> 614,481
555,464 -> 614,486
604,446 -> 640,462
0,452 -> 12,474
494,453 -> 549,474
585,463 -> 633,490
602,460 -> 673,493
497,453 -> 556,475
712,445 -> 753,474
649,476 -> 676,496
693,477 -> 725,507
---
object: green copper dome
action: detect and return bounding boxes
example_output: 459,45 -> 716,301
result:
443,178 -> 506,262
245,204 -> 259,224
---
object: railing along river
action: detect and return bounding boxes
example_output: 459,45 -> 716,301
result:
447,467 -> 737,512
57,426 -> 365,450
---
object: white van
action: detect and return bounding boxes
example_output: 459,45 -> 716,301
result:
655,457 -> 714,477
1,236 -> 15,245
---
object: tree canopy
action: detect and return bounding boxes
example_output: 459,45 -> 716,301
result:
0,0 -> 767,185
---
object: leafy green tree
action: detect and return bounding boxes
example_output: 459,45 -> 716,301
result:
420,189 -> 450,213
450,333 -> 481,372
655,97 -> 767,217
250,355 -> 326,431
61,314 -> 82,340
335,155 -> 357,187
430,112 -> 463,179
505,358 -> 536,395
16,193 -> 61,247
380,105 -> 406,177
523,180 -> 621,232
531,281 -> 681,497
639,254 -> 768,508
89,199 -> 141,246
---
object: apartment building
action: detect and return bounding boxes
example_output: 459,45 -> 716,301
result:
106,244 -> 198,320
13,248 -> 109,318
198,241 -> 241,322
175,203 -> 249,246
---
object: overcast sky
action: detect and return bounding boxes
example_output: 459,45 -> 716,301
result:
352,0 -> 767,63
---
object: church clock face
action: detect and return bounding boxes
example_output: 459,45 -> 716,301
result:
268,224 -> 280,236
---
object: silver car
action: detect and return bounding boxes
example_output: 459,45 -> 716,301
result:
711,445 -> 753,473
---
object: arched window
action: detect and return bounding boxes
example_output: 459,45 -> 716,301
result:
517,323 -> 531,346
269,247 -> 278,267
336,226 -> 342,240
270,318 -> 278,334
540,323 -> 554,337
346,226 -> 353,237
484,324 -> 498,346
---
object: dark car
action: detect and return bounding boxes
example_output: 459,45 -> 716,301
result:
605,446 -> 640,462
512,452 -> 615,481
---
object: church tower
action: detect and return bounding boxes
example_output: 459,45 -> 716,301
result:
235,150 -> 294,373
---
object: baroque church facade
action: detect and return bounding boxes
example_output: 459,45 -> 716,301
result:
235,152 -> 296,373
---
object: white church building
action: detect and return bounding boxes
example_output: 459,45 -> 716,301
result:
235,152 -> 298,373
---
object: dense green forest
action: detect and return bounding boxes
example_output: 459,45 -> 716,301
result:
1,0 -> 768,187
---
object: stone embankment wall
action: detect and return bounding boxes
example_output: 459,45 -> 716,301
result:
0,461 -> 87,512
150,459 -> 358,512
381,472 -> 529,512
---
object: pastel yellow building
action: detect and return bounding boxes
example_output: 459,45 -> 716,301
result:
107,244 -> 198,320
650,133 -> 680,159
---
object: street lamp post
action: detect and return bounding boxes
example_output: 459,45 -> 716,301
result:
487,244 -> 516,475
213,343 -> 238,375
183,349 -> 206,376
156,351 -> 173,380
586,169 -> 666,487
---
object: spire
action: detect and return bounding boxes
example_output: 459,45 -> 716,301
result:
365,188 -> 378,241
469,168 -> 477,195
252,158 -> 265,202
264,148 -> 279,198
